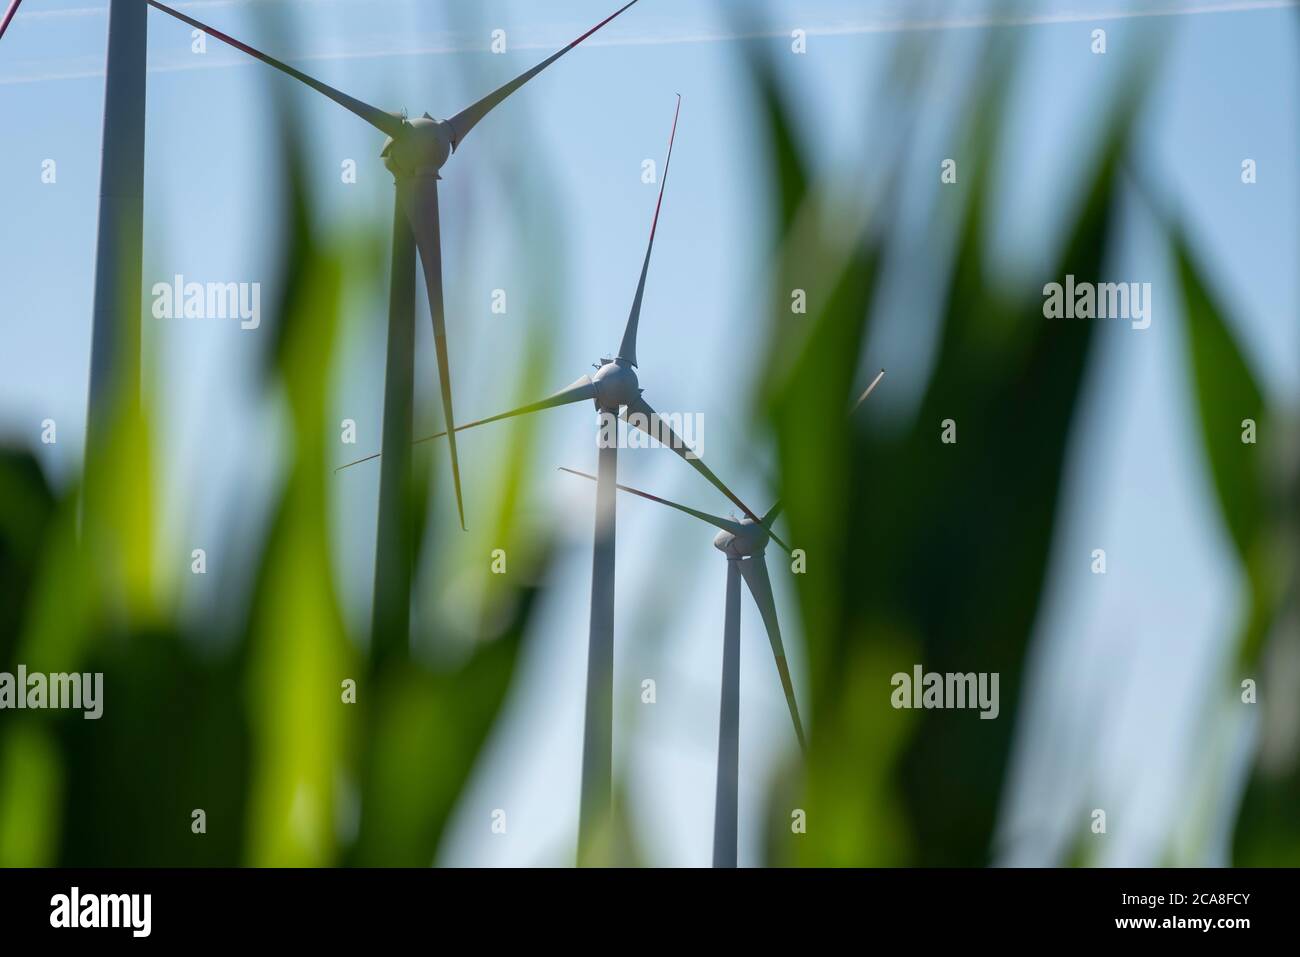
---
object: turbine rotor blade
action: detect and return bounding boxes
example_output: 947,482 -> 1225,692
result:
621,394 -> 791,551
398,175 -> 465,530
558,467 -> 746,535
334,375 -> 596,472
850,368 -> 886,413
446,0 -> 642,149
0,0 -> 24,41
146,1 -> 404,138
617,94 -> 680,367
737,553 -> 806,753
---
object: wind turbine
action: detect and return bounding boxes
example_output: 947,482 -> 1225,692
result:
338,97 -> 782,860
145,0 -> 643,666
559,369 -> 885,866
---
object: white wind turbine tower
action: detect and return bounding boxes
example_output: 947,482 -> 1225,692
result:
3,1 -> 150,524
86,1 -> 149,506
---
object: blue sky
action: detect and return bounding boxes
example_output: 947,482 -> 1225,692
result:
1,0 -> 1296,865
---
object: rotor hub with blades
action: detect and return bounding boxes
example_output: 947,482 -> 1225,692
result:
713,519 -> 769,559
591,359 -> 640,413
382,114 -> 454,178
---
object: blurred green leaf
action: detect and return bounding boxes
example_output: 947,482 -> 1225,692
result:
0,449 -> 55,669
1172,236 -> 1276,667
1167,226 -> 1294,866
352,552 -> 549,866
0,723 -> 62,867
757,35 -> 1146,865
55,629 -> 250,866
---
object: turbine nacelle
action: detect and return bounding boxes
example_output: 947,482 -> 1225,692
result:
382,114 -> 454,178
591,358 -> 640,413
713,518 -> 769,559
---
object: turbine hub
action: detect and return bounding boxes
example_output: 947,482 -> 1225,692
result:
713,519 -> 767,558
382,114 -> 453,177
591,359 -> 640,413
